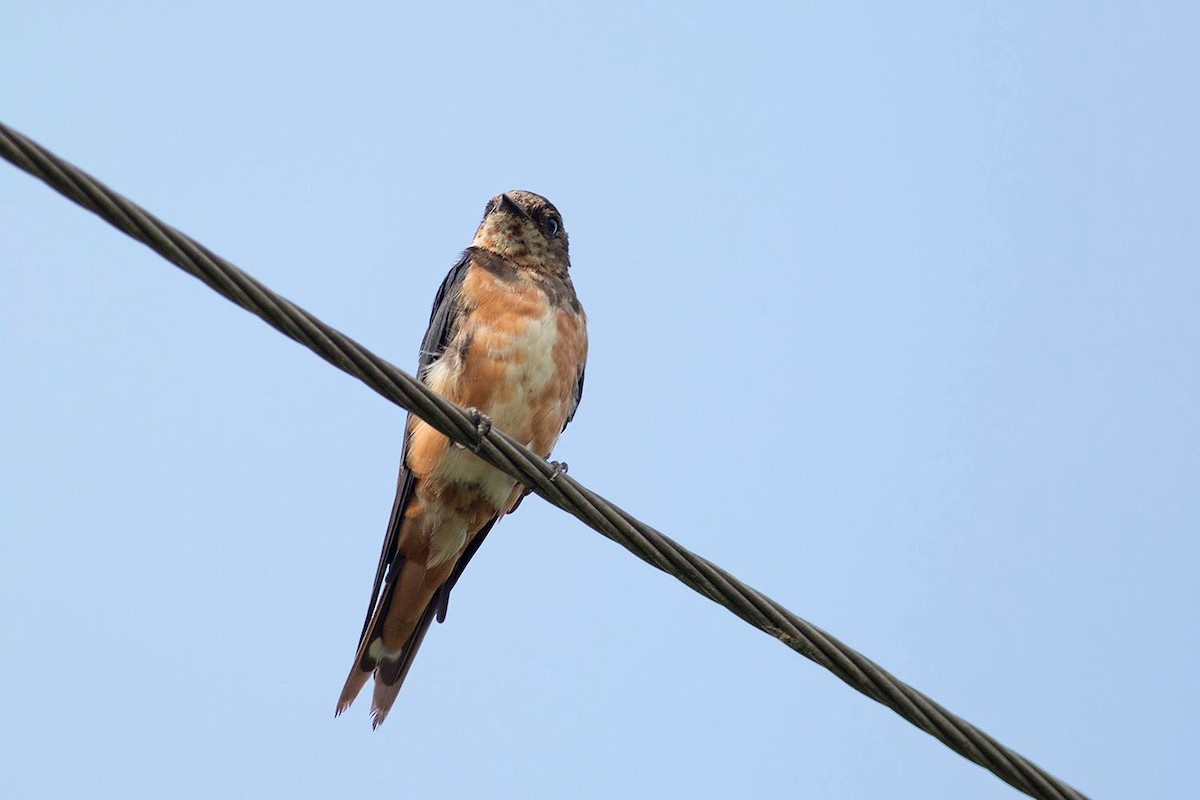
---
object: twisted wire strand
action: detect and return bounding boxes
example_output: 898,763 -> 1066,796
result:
0,121 -> 1089,800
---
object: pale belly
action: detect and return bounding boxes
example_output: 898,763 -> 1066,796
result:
418,305 -> 564,509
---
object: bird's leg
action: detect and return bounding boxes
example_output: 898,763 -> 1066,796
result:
513,462 -> 567,508
465,407 -> 492,452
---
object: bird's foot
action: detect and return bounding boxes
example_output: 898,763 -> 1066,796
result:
466,407 -> 492,452
548,461 -> 568,482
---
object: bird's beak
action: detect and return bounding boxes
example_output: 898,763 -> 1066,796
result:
498,193 -> 531,220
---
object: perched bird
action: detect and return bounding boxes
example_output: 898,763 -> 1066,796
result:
337,191 -> 588,727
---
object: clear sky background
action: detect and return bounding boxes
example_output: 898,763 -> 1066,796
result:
2,3 -> 1196,798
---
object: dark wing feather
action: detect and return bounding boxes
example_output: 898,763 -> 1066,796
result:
435,515 -> 500,622
564,365 -> 585,431
355,253 -> 473,644
418,252 -> 475,378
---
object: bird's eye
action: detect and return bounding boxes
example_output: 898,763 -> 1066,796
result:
546,218 -> 559,236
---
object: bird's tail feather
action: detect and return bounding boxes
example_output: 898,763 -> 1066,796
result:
335,587 -> 443,725
369,600 -> 439,728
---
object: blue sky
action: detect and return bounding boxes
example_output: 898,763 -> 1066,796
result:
2,3 -> 1196,798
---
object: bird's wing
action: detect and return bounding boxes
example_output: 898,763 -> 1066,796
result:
339,252 -> 482,717
564,364 -> 585,431
350,252 -> 474,650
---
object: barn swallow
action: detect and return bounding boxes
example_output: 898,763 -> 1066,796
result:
337,190 -> 588,727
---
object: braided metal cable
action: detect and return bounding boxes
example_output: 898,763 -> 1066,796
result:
0,121 -> 1089,800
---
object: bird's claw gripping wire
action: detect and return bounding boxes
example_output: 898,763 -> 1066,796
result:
510,462 -> 567,513
466,407 -> 492,452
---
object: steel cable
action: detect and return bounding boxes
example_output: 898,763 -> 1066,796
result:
0,121 -> 1089,800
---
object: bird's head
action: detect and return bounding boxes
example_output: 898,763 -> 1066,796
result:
472,190 -> 569,272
